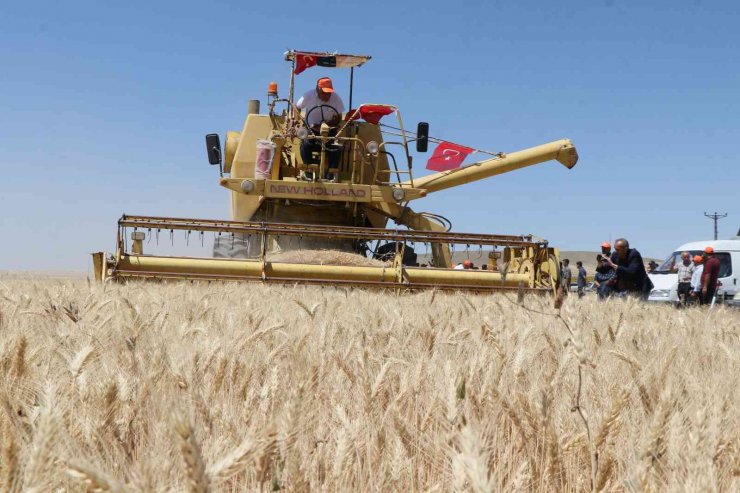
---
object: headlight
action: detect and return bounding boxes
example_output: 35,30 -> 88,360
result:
366,141 -> 379,155
392,188 -> 406,202
240,180 -> 255,193
296,126 -> 309,139
650,289 -> 670,298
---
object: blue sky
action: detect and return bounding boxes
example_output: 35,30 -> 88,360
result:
1,1 -> 738,271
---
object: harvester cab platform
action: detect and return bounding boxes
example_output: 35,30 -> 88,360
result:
93,50 -> 579,293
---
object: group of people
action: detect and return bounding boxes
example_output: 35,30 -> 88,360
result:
295,81 -> 724,306
672,247 -> 721,306
561,238 -> 654,300
560,238 -> 722,305
561,259 -> 589,297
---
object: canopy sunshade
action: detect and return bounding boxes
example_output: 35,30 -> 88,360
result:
285,50 -> 372,75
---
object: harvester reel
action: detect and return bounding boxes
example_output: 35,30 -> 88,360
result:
514,252 -> 561,295
517,258 -> 535,288
542,253 -> 561,296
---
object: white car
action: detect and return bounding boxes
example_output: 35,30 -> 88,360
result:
569,281 -> 596,293
648,238 -> 740,304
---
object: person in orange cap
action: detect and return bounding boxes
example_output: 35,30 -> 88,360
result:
689,255 -> 704,303
454,259 -> 473,270
296,77 -> 346,174
296,77 -> 345,128
600,242 -> 611,257
700,246 -> 720,304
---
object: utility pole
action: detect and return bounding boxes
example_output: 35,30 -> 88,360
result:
704,212 -> 727,240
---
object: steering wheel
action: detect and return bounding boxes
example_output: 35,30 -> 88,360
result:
304,104 -> 341,135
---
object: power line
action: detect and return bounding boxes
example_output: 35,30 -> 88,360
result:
704,212 -> 728,240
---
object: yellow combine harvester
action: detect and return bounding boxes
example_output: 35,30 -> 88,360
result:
93,50 -> 578,292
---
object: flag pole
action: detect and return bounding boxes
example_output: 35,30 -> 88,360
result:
289,55 -> 296,107
349,67 -> 354,110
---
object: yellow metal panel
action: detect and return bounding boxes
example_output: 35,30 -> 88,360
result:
369,186 -> 426,202
91,252 -> 105,281
223,131 -> 240,173
265,181 -> 373,202
221,178 -> 426,204
230,113 -> 275,221
115,255 -> 529,287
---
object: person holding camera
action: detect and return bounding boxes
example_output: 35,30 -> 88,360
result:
594,254 -> 616,299
601,238 -> 653,299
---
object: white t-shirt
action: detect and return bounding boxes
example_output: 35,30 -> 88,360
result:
296,89 -> 345,127
691,264 -> 704,291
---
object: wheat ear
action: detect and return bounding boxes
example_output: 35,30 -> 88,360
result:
175,420 -> 210,493
66,462 -> 125,493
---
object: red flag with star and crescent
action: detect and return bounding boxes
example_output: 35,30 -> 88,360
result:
426,142 -> 474,171
294,53 -> 318,74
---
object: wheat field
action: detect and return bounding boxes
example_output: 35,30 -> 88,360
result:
0,276 -> 738,492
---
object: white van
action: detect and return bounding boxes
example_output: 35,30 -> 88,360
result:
648,237 -> 740,303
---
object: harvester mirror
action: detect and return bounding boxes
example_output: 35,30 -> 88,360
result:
205,133 -> 222,165
416,122 -> 429,153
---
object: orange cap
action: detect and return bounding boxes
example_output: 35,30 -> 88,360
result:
704,246 -> 714,254
317,77 -> 334,93
693,255 -> 703,263
463,260 -> 472,268
601,242 -> 611,249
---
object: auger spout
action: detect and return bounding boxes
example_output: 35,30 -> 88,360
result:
403,139 -> 578,195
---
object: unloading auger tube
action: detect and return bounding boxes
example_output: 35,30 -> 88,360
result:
92,215 -> 562,293
400,139 -> 578,193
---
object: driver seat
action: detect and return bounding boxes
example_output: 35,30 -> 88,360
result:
296,123 -> 344,179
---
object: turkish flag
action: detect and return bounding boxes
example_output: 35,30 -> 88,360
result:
426,142 -> 474,171
294,53 -> 318,74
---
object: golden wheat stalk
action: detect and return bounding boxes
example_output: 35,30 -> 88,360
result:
174,420 -> 210,493
66,462 -> 125,493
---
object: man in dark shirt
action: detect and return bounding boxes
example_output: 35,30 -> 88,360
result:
603,238 -> 654,299
701,246 -> 721,304
576,261 -> 587,298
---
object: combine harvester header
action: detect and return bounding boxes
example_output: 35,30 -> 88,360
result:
93,50 -> 579,293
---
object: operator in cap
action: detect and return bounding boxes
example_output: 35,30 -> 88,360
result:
295,77 -> 346,172
296,77 -> 345,128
